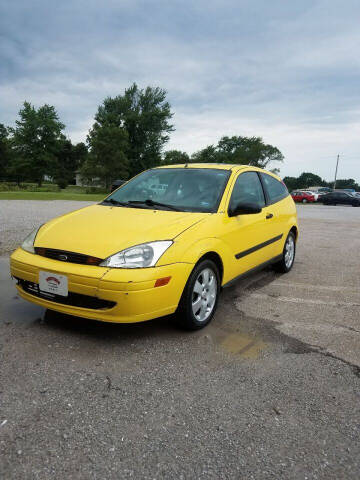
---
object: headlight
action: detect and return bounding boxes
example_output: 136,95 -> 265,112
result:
100,241 -> 173,268
21,226 -> 42,254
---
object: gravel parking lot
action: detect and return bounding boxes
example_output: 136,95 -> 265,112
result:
1,201 -> 360,479
0,200 -> 94,255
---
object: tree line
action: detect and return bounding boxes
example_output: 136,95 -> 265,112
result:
0,83 -> 286,189
0,104 -> 87,188
283,172 -> 359,191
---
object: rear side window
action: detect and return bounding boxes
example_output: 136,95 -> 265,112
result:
229,171 -> 266,211
260,173 -> 289,204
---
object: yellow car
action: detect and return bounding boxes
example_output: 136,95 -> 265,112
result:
10,164 -> 298,330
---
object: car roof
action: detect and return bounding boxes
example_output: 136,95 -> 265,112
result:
156,163 -> 245,171
155,163 -> 280,176
153,163 -> 286,184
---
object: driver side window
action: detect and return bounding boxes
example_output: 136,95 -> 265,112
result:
229,171 -> 265,212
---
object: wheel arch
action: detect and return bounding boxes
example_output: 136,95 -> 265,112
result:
289,225 -> 299,241
195,251 -> 224,284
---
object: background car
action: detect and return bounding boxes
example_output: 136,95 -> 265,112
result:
291,191 -> 316,203
303,190 -> 320,201
322,191 -> 360,206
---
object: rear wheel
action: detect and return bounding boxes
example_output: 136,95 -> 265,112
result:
302,198 -> 307,203
273,232 -> 296,273
176,259 -> 220,330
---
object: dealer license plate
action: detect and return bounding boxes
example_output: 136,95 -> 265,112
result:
39,271 -> 68,297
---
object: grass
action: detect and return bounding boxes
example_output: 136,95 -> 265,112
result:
0,191 -> 106,201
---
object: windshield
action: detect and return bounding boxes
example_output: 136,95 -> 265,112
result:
102,168 -> 231,213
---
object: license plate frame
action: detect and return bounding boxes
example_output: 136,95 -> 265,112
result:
39,271 -> 68,297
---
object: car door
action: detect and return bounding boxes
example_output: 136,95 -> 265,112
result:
259,172 -> 292,258
220,170 -> 276,278
344,193 -> 353,205
292,191 -> 300,202
336,193 -> 347,205
325,193 -> 335,204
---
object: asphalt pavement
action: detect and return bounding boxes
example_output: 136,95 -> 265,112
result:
1,202 -> 360,479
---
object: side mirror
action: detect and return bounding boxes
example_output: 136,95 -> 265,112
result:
228,202 -> 262,217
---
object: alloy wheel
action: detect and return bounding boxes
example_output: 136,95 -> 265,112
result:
284,235 -> 295,269
191,268 -> 217,322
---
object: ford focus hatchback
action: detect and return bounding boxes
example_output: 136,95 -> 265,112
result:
10,164 -> 298,330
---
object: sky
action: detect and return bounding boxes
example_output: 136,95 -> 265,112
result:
1,0 -> 359,181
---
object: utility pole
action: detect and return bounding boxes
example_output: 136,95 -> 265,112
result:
333,154 -> 339,190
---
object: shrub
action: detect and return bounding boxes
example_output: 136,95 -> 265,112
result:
85,186 -> 108,194
56,179 -> 68,189
0,182 -> 60,192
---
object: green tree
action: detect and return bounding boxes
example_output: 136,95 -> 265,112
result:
81,124 -> 129,189
0,124 -> 11,179
50,139 -> 88,189
11,102 -> 65,186
84,83 -> 174,184
297,172 -> 324,188
217,136 -> 284,167
334,178 -> 359,190
191,136 -> 283,168
191,145 -> 219,163
162,150 -> 190,165
282,176 -> 300,191
72,142 -> 88,169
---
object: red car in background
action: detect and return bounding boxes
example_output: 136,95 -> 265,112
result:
291,191 -> 316,203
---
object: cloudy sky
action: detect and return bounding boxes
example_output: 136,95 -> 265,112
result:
1,0 -> 359,180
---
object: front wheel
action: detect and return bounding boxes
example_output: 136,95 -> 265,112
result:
273,232 -> 296,273
176,259 -> 220,330
302,198 -> 308,203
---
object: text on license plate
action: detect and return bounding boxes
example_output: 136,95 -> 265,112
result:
39,271 -> 68,297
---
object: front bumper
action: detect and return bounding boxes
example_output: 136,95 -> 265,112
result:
10,248 -> 193,323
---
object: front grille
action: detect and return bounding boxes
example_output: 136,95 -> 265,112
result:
17,279 -> 116,310
35,247 -> 102,266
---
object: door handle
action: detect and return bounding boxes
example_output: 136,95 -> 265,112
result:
266,213 -> 273,219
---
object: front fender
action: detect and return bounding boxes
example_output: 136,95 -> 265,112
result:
158,236 -> 234,286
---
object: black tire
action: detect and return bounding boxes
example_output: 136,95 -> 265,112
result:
273,231 -> 296,273
302,198 -> 307,203
176,259 -> 220,330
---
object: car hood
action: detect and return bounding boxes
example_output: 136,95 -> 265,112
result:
35,204 -> 208,259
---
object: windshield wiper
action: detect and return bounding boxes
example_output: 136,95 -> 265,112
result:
101,198 -> 130,207
128,199 -> 181,211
